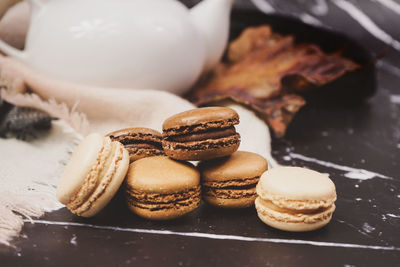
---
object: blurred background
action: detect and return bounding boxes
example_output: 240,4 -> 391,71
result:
182,0 -> 400,73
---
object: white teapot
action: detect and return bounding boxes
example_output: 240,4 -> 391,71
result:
0,0 -> 233,94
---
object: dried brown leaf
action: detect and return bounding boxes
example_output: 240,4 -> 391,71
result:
188,25 -> 360,137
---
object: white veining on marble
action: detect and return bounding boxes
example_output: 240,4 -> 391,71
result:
299,13 -> 323,26
251,0 -> 323,27
373,0 -> 400,15
386,213 -> 400,218
283,155 -> 292,161
310,0 -> 329,16
362,222 -> 376,234
321,131 -> 329,137
344,171 -> 376,180
70,234 -> 77,246
336,220 -> 373,238
250,0 -> 275,13
390,95 -> 400,104
23,220 -> 400,251
377,60 -> 400,77
332,0 -> 400,51
288,153 -> 393,180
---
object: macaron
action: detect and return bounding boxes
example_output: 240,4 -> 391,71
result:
198,151 -> 268,208
255,166 -> 337,232
107,127 -> 164,162
125,156 -> 201,220
56,133 -> 130,217
162,107 -> 241,161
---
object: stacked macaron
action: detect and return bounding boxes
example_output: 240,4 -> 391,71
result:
56,106 -> 337,232
57,107 -> 246,220
162,107 -> 241,161
125,107 -> 247,219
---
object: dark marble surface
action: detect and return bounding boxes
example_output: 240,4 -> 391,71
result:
1,0 -> 400,266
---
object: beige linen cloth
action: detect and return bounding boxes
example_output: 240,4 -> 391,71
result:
0,2 -> 277,246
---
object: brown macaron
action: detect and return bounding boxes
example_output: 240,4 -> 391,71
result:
162,107 -> 241,161
107,127 -> 164,162
125,156 -> 201,220
198,151 -> 268,208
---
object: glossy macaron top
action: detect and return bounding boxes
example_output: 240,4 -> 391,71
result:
257,167 -> 336,210
199,151 -> 268,181
162,107 -> 239,130
107,127 -> 162,140
56,133 -> 105,204
126,156 -> 200,193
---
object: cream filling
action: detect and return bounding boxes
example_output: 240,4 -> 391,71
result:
67,137 -> 112,211
255,197 -> 336,224
73,142 -> 124,216
256,184 -> 336,211
67,139 -> 124,216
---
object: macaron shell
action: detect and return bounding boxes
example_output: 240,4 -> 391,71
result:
258,167 -> 336,211
128,149 -> 164,162
78,143 -> 130,217
203,192 -> 257,208
202,176 -> 260,188
163,138 -> 240,161
199,152 -> 266,208
56,133 -> 105,205
256,209 -> 333,232
125,156 -> 201,220
107,127 -> 163,138
199,151 -> 268,181
126,156 -> 200,194
162,107 -> 239,130
107,127 -> 164,163
202,177 -> 259,208
255,197 -> 335,232
66,137 -> 113,211
127,195 -> 201,220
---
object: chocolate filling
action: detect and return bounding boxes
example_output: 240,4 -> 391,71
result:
111,133 -> 162,142
121,140 -> 163,150
203,183 -> 258,191
163,118 -> 239,136
125,143 -> 160,150
127,196 -> 200,211
127,195 -> 196,206
167,126 -> 236,143
205,190 -> 257,199
126,187 -> 201,211
165,136 -> 240,150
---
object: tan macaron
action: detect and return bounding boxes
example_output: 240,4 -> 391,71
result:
198,151 -> 268,208
125,156 -> 201,220
56,133 -> 130,217
255,167 -> 337,232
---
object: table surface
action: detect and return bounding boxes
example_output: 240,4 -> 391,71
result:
1,1 -> 400,266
